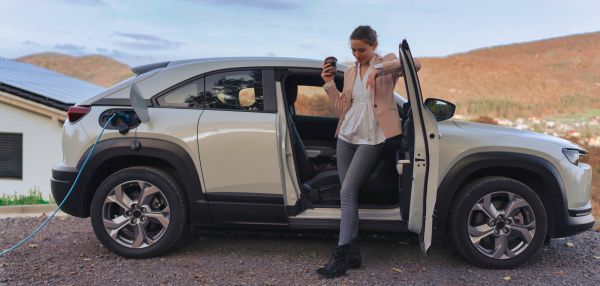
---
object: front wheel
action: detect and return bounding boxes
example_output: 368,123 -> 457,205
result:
90,167 -> 188,258
449,177 -> 547,269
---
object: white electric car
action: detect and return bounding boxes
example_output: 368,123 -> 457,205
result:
52,41 -> 594,269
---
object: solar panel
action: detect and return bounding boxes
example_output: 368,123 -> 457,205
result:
0,58 -> 106,104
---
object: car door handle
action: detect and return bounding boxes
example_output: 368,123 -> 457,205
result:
415,158 -> 425,162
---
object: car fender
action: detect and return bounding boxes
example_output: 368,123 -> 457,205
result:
435,152 -> 569,238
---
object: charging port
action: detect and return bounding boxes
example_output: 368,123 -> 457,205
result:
98,109 -> 142,133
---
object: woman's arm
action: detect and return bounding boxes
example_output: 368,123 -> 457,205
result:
322,62 -> 345,115
377,57 -> 421,78
366,54 -> 422,90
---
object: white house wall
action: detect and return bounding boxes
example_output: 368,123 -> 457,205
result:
0,101 -> 64,199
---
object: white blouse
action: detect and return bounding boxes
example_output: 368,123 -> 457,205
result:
323,55 -> 386,145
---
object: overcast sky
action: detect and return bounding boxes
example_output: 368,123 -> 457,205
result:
1,0 -> 599,66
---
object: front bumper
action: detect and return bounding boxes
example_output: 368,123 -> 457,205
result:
552,200 -> 595,238
51,163 -> 88,218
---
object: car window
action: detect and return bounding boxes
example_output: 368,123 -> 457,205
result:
294,85 -> 338,117
205,70 -> 264,111
156,78 -> 204,108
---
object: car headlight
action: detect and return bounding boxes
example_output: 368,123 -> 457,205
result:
562,148 -> 586,165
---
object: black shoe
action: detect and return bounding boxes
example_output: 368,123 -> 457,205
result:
348,238 -> 361,269
316,243 -> 351,278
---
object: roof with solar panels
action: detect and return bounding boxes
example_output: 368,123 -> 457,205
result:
0,57 -> 106,111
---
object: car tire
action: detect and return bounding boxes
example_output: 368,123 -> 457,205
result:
449,176 -> 547,269
90,167 -> 188,258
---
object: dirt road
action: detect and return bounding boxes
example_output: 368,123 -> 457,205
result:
1,216 -> 599,285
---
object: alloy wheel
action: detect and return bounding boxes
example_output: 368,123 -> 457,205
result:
467,191 -> 536,259
102,180 -> 170,249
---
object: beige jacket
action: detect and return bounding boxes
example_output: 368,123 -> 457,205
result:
325,53 -> 404,139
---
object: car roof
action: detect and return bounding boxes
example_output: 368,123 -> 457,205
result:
78,57 -> 351,105
166,57 -> 350,71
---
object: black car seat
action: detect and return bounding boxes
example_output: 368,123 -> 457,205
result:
284,77 -> 342,202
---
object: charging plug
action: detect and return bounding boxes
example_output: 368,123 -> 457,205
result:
117,113 -> 132,125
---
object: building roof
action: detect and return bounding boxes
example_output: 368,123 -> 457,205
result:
0,57 -> 106,110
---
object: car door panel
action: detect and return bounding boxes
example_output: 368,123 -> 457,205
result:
197,110 -> 287,224
399,40 -> 440,255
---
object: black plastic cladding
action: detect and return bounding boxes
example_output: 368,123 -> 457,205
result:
74,138 -> 211,224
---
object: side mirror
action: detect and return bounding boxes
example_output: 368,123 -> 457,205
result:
130,82 -> 149,123
424,98 -> 455,121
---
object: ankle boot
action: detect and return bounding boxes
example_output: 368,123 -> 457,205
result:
316,243 -> 351,278
348,238 -> 361,269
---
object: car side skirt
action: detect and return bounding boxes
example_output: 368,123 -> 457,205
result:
205,192 -> 288,225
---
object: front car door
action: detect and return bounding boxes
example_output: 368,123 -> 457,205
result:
399,40 -> 440,255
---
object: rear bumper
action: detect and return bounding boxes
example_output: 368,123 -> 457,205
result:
51,163 -> 88,218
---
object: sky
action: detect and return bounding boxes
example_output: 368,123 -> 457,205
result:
0,0 -> 599,67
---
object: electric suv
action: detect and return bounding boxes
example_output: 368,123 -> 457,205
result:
51,41 -> 594,269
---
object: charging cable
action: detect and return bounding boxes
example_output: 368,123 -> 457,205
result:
1,113 -> 116,256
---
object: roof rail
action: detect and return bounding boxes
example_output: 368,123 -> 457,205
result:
130,61 -> 170,75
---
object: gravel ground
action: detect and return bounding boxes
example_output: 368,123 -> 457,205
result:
0,215 -> 599,285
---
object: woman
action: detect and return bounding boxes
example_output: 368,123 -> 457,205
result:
317,25 -> 421,278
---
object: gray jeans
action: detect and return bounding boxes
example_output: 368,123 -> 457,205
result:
336,138 -> 383,245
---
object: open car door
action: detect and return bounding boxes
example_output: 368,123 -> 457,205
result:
399,40 -> 440,255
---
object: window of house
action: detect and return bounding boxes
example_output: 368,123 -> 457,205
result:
294,85 -> 338,117
205,70 -> 264,111
0,133 -> 23,179
156,78 -> 204,108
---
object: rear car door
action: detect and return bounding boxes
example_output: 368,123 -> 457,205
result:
196,69 -> 287,225
399,40 -> 440,255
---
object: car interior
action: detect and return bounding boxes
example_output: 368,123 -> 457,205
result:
280,69 -> 416,217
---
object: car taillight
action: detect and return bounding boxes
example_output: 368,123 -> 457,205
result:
67,106 -> 90,123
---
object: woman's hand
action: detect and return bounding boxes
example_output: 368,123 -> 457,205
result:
322,62 -> 334,83
366,68 -> 380,91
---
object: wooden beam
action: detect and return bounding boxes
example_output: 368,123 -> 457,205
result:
0,91 -> 67,122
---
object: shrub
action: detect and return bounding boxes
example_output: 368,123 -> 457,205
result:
0,187 -> 55,206
472,116 -> 498,125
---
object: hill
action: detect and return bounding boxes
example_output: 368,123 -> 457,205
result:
16,53 -> 135,88
393,31 -> 600,118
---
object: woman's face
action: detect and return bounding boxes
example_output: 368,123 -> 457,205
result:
351,39 -> 377,65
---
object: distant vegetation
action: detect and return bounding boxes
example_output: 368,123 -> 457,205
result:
472,116 -> 498,125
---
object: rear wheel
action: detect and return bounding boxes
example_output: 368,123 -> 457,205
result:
90,167 -> 188,258
449,177 -> 547,269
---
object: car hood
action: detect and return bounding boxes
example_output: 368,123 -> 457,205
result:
452,120 -> 582,150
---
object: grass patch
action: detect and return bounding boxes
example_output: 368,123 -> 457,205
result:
0,187 -> 55,206
545,109 -> 600,127
464,98 -> 523,118
548,61 -> 570,67
581,73 -> 600,82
